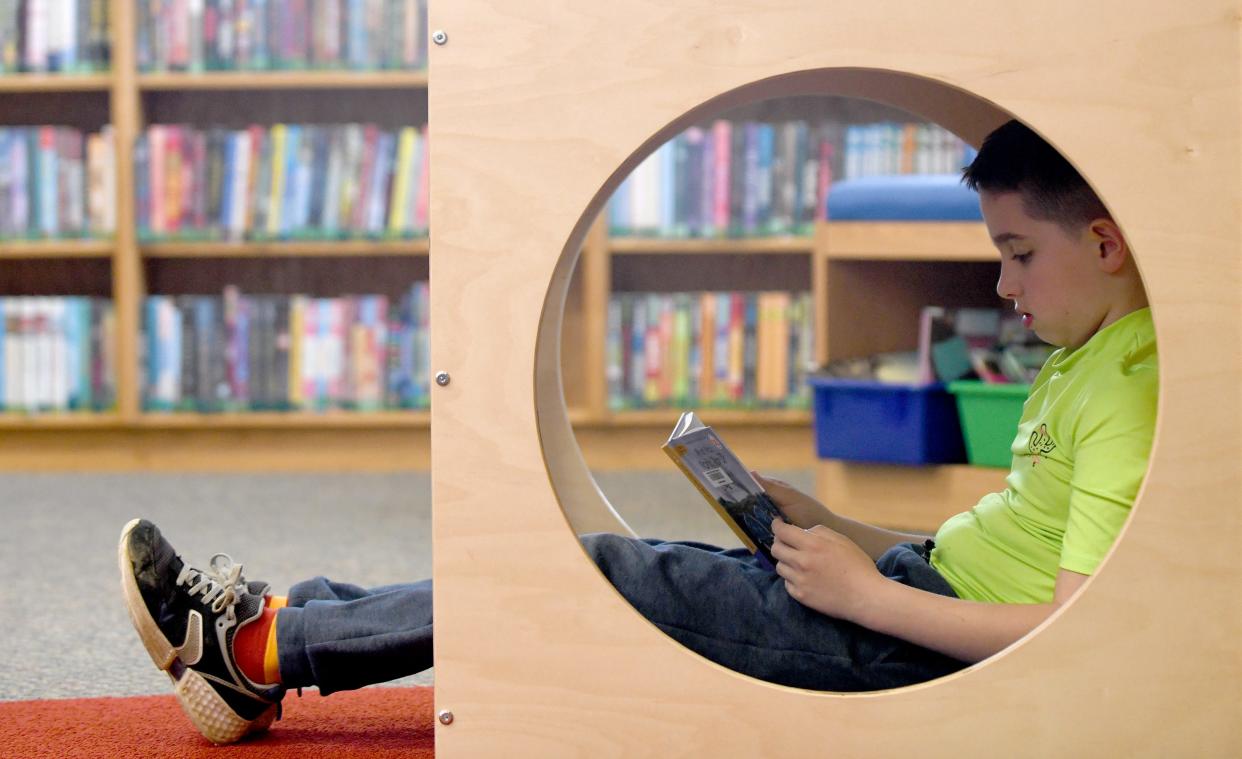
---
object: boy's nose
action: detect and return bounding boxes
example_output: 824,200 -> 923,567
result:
996,267 -> 1020,300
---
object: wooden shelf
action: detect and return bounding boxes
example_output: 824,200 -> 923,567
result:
141,239 -> 429,258
0,240 -> 114,259
817,221 -> 995,260
611,236 -> 813,255
137,70 -> 429,91
0,73 -> 112,92
135,411 -> 430,429
585,408 -> 812,427
0,5 -> 998,472
0,413 -> 124,429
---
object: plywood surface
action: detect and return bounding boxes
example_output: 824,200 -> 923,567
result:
429,1 -> 1241,755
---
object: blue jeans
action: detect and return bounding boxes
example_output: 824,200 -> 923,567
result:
276,536 -> 966,694
277,578 -> 433,695
584,535 -> 967,691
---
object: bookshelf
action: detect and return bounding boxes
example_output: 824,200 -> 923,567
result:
0,1 -> 995,474
811,217 -> 1009,531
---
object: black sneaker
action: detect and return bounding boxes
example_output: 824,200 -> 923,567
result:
118,518 -> 285,744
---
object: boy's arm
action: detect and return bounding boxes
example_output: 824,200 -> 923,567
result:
757,474 -> 932,560
770,519 -> 1090,663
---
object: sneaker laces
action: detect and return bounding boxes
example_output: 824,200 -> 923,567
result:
176,553 -> 246,622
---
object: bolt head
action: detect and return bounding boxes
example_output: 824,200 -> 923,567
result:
438,709 -> 454,725
432,30 -> 448,45
435,371 -> 451,387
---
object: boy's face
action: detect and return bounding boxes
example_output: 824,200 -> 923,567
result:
980,190 -> 1111,351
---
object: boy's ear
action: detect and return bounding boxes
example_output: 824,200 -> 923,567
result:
1088,218 -> 1129,273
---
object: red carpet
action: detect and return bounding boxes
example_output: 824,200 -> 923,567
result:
0,686 -> 435,758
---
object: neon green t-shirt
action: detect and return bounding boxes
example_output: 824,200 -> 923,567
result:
930,307 -> 1158,604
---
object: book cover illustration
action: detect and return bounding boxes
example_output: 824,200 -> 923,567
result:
663,411 -> 788,569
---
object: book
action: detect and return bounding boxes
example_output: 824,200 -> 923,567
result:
663,411 -> 789,568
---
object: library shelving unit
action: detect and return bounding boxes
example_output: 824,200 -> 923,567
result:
0,3 -> 975,475
811,218 -> 1008,532
0,1 -> 436,471
563,217 -> 819,472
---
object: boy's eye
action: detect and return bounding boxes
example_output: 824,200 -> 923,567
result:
1013,252 -> 1033,264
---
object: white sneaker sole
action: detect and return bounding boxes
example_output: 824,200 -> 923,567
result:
117,518 -> 277,744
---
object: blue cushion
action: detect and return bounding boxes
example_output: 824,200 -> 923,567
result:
826,174 -> 983,221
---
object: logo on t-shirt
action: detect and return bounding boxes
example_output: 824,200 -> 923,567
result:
1027,423 -> 1056,467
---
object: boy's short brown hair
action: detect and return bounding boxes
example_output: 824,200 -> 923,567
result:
962,120 -> 1110,231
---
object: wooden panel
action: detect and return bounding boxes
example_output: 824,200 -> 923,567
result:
823,259 -> 1004,361
137,71 -> 429,90
822,221 -> 995,260
110,0 -> 142,419
0,241 -> 114,259
133,411 -> 430,429
580,217 -> 611,415
0,73 -> 112,93
558,253 -> 590,410
0,428 -> 431,471
432,1 -> 1240,756
141,240 -> 429,258
611,237 -> 813,255
815,459 -> 1010,534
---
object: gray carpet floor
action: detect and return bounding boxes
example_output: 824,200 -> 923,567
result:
0,468 -> 811,702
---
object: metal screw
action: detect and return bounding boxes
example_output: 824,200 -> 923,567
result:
438,709 -> 454,725
432,30 -> 448,45
435,371 -> 451,387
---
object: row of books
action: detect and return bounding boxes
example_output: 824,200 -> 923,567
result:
137,0 -> 427,73
606,291 -> 815,410
0,126 -> 116,240
841,122 -> 976,180
608,120 -> 833,239
0,296 -> 116,413
135,123 -> 428,242
143,283 -> 430,413
0,0 -> 110,73
607,119 -> 976,238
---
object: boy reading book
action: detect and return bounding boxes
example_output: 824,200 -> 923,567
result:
118,119 -> 1156,743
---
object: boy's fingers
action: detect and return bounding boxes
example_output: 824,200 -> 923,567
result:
772,518 -> 813,548
755,472 -> 791,490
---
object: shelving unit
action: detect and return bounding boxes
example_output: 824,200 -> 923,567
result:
812,217 -> 1008,531
0,1 -> 435,470
0,73 -> 113,93
0,1 -> 1000,475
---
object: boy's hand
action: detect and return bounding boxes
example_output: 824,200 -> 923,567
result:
752,472 -> 835,529
769,518 -> 881,622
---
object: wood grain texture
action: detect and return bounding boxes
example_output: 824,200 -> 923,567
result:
429,1 -> 1241,756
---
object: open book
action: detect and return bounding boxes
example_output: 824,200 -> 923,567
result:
663,411 -> 789,569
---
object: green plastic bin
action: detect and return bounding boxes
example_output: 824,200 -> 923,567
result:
947,381 -> 1030,468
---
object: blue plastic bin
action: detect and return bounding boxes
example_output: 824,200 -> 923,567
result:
809,377 -> 966,465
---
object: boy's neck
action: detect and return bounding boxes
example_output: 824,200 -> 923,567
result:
1098,266 -> 1151,333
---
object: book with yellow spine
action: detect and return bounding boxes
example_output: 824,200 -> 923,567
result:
663,411 -> 789,569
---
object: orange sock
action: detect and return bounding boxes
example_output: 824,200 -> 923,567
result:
234,597 -> 283,685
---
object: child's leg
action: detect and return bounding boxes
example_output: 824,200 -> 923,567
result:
275,578 -> 433,695
119,518 -> 436,746
581,533 -> 966,692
